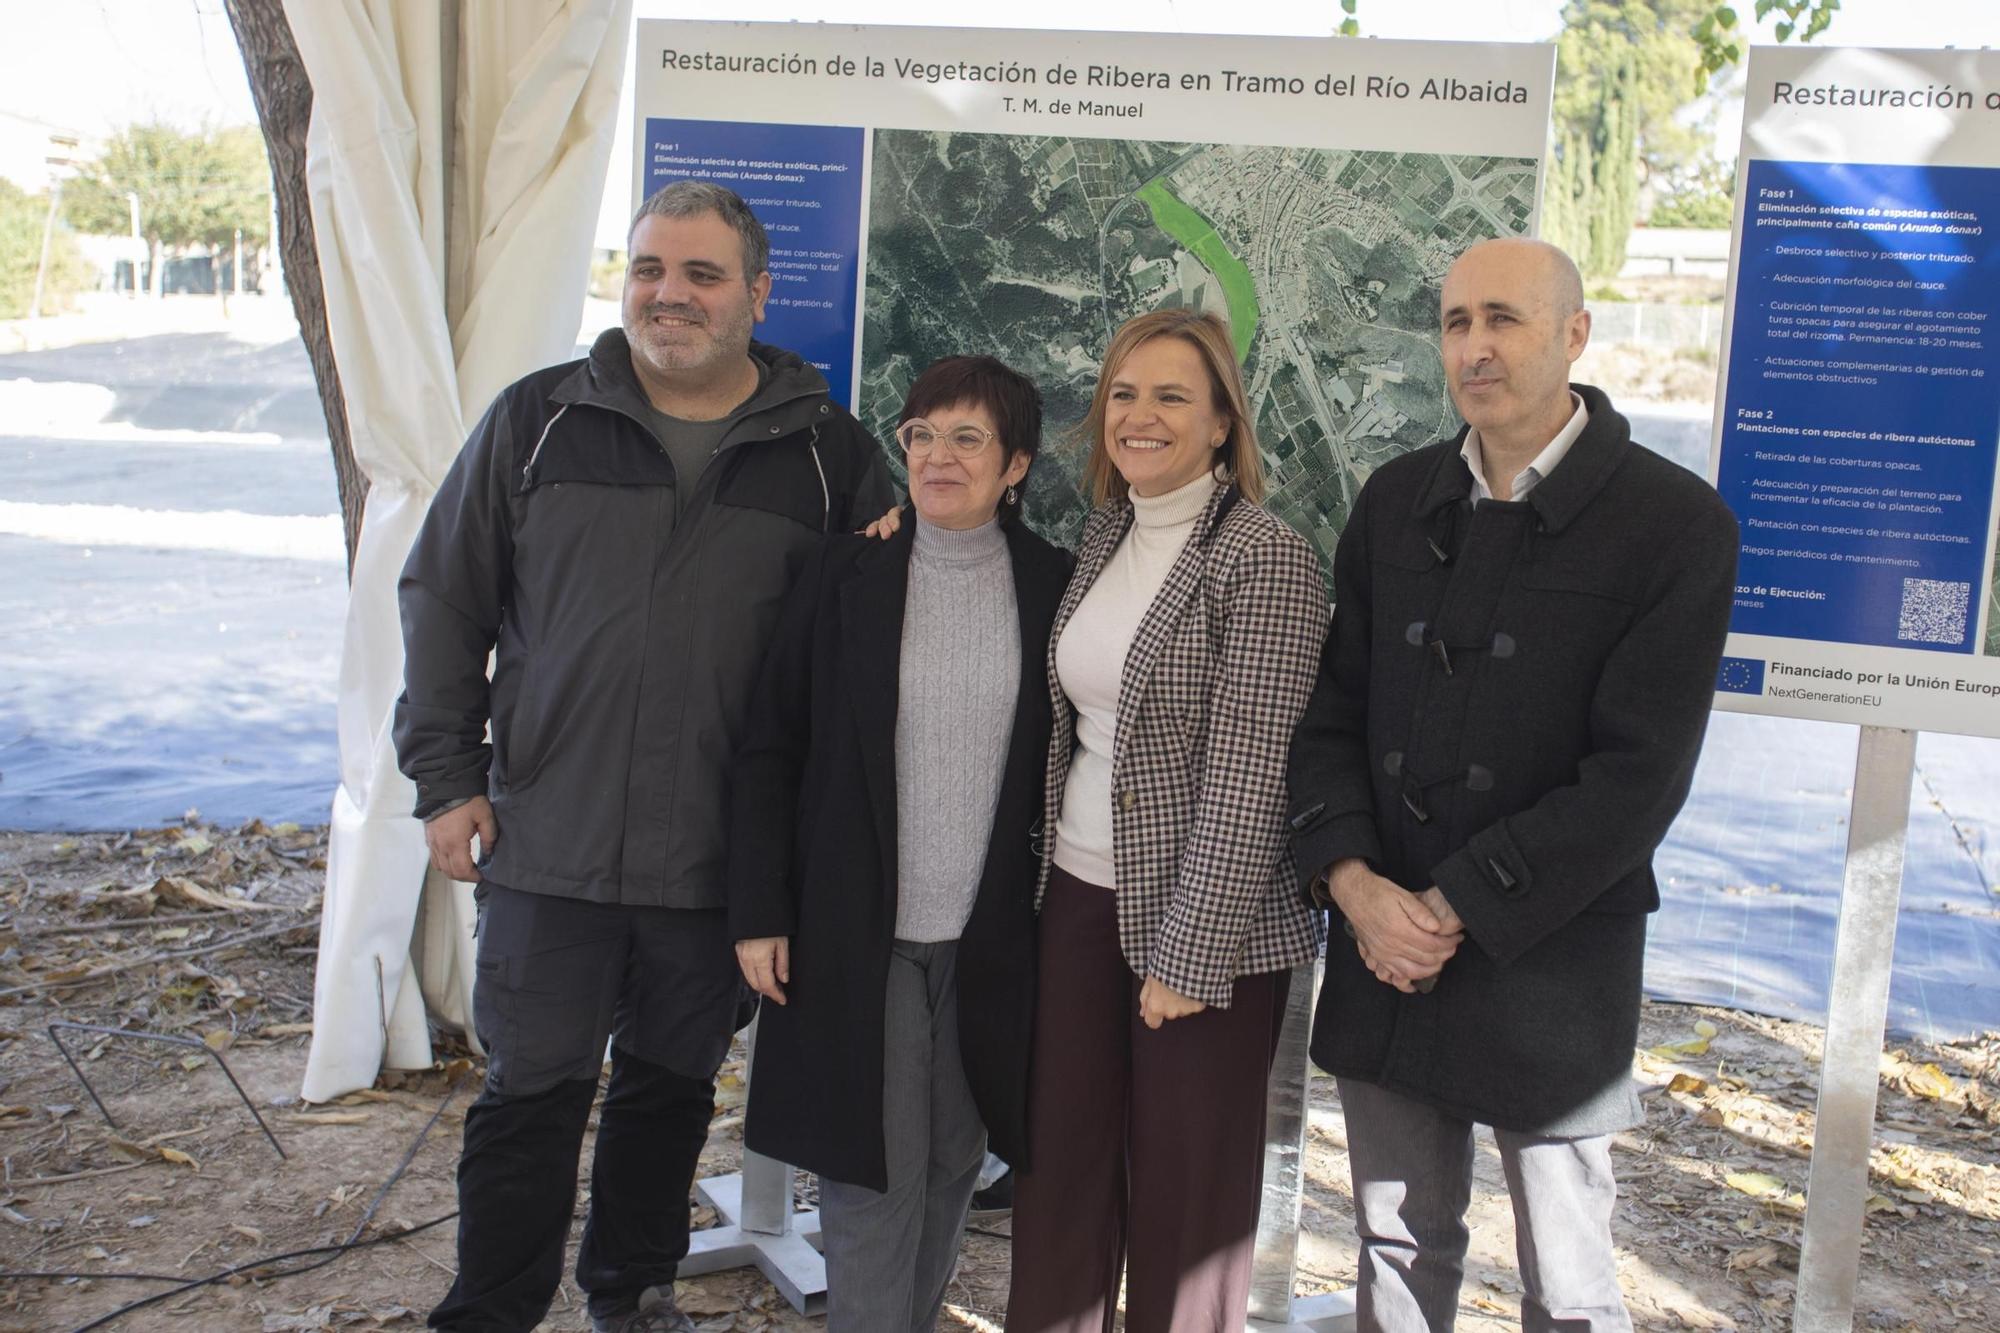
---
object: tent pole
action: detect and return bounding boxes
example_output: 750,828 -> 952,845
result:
440,0 -> 460,329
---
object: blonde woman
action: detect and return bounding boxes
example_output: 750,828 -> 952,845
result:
1006,310 -> 1329,1332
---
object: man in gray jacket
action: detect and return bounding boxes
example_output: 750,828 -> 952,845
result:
396,181 -> 894,1333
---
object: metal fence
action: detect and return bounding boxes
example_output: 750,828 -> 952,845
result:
1589,300 -> 1724,351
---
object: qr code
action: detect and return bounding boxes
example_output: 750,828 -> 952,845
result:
1897,578 -> 1970,645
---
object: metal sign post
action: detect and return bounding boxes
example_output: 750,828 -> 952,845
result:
1248,960 -> 1356,1333
1700,42 -> 2000,1333
682,1016 -> 828,1315
1794,725 -> 1918,1332
683,1148 -> 827,1314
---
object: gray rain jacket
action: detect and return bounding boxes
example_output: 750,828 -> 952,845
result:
393,330 -> 896,908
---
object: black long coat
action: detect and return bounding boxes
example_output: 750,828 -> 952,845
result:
1287,386 -> 1739,1135
727,515 -> 1071,1190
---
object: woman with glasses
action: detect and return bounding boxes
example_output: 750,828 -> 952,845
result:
727,356 -> 1072,1333
1006,309 -> 1330,1332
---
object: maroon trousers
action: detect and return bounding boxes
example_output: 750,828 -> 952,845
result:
1006,866 -> 1290,1333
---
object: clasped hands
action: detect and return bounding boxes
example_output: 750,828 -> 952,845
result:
1324,858 -> 1464,993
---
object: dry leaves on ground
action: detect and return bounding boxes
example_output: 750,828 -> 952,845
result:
4,828 -> 1998,1331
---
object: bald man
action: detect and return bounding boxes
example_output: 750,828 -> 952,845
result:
1286,239 -> 1739,1331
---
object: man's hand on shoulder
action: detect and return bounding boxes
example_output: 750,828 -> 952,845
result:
424,795 -> 497,883
1327,858 -> 1462,993
860,505 -> 902,541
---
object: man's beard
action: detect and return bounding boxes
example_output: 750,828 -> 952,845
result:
628,302 -> 742,373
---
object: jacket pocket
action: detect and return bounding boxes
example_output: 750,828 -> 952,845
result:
1514,558 -> 1641,605
715,441 -> 831,533
1506,564 -> 1639,665
501,654 -> 554,789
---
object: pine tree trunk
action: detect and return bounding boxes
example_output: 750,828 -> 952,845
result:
223,0 -> 366,578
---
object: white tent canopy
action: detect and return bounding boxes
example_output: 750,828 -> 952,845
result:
295,0 -> 632,1103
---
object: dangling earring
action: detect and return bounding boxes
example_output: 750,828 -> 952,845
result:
1005,485 -> 1019,505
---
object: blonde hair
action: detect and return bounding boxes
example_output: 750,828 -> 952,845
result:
1079,309 -> 1266,506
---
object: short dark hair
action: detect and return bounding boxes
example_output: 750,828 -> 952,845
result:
628,179 -> 769,279
899,356 -> 1044,525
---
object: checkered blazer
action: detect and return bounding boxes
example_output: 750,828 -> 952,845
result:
1037,483 -> 1331,1007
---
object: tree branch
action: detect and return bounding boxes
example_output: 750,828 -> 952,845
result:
222,0 -> 366,578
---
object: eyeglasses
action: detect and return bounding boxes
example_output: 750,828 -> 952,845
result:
896,419 -> 999,458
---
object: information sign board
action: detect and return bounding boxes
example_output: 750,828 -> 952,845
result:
633,21 -> 1555,554
1711,47 -> 2000,736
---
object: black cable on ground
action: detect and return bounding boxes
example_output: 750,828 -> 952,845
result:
1,1213 -> 457,1287
0,1078 -> 464,1333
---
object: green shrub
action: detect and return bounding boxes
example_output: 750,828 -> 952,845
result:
0,180 -> 90,318
1648,188 -> 1734,230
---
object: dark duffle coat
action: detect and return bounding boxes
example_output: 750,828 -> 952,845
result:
727,513 -> 1072,1190
1287,384 -> 1739,1136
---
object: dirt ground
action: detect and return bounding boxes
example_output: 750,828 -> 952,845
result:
2,824 -> 1996,1332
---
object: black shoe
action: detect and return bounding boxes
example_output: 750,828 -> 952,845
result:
968,1171 -> 1013,1221
592,1285 -> 697,1333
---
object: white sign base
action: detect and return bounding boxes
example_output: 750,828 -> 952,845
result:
683,1154 -> 827,1316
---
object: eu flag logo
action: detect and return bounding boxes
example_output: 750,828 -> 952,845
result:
1716,656 -> 1765,694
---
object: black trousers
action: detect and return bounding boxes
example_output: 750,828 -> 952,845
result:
428,885 -> 745,1332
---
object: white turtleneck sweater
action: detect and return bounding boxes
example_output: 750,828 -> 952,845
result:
1051,470 -> 1218,888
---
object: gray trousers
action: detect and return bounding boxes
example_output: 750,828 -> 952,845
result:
1338,1077 -> 1631,1333
819,940 -> 986,1333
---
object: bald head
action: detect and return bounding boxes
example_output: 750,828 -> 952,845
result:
1448,237 -> 1586,320
1438,236 -> 1592,459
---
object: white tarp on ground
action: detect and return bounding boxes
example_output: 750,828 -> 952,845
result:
294,0 -> 632,1103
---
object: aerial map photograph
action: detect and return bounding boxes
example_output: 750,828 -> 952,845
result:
858,128 -> 1540,561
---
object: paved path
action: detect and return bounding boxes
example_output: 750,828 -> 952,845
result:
0,331 -> 342,830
